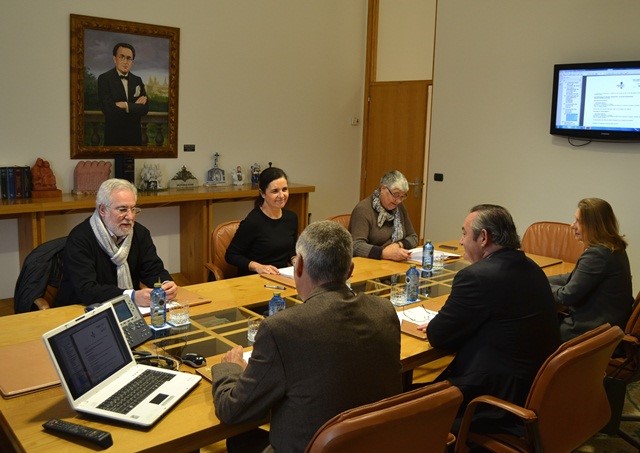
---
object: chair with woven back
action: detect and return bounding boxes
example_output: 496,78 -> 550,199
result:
305,381 -> 463,453
521,221 -> 585,263
455,324 -> 624,452
204,220 -> 241,281
326,214 -> 351,230
602,291 -> 640,449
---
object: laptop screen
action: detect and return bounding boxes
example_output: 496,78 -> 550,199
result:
47,307 -> 132,400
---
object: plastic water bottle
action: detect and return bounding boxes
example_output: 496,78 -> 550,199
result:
150,282 -> 167,327
405,265 -> 419,303
422,240 -> 434,271
268,292 -> 286,316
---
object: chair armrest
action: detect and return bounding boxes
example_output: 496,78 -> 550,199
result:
456,395 -> 537,453
204,262 -> 224,281
622,334 -> 639,345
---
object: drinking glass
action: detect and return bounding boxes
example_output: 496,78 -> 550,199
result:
169,302 -> 190,326
247,318 -> 261,345
390,284 -> 407,306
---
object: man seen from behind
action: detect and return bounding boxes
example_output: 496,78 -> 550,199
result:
212,220 -> 403,452
419,204 -> 560,436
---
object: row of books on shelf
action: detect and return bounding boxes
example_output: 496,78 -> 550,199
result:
0,166 -> 32,200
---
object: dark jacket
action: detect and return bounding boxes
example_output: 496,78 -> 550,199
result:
56,217 -> 171,306
427,248 -> 560,435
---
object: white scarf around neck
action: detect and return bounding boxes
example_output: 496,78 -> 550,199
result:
90,210 -> 134,289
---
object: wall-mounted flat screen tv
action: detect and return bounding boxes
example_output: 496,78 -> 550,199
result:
550,60 -> 640,141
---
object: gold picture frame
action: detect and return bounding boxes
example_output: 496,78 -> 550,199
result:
70,14 -> 179,158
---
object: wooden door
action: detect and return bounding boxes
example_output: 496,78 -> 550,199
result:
362,80 -> 429,235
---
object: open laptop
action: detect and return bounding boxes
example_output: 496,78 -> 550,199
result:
42,302 -> 201,427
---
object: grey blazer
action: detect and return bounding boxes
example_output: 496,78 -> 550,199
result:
549,245 -> 634,341
212,283 -> 403,452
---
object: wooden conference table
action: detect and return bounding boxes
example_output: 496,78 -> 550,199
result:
0,244 -> 573,452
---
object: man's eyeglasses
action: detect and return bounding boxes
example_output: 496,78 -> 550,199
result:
384,186 -> 408,201
111,206 -> 142,216
117,55 -> 133,62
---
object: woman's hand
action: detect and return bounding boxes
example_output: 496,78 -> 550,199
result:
249,261 -> 280,275
382,242 -> 412,261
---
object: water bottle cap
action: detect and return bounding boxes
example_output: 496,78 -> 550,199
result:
274,292 -> 281,297
154,282 -> 162,288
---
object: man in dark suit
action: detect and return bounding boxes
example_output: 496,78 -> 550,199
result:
97,43 -> 148,146
421,204 -> 560,436
212,220 -> 403,452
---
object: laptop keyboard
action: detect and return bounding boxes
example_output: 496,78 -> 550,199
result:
97,369 -> 175,414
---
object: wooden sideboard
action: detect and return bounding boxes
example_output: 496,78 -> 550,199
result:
0,183 -> 315,284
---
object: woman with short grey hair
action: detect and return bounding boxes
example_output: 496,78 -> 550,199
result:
349,170 -> 418,261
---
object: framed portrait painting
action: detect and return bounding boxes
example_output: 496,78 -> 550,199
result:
70,14 -> 179,158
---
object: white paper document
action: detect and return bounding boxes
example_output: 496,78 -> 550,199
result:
396,306 -> 438,325
408,247 -> 460,265
278,266 -> 294,278
138,301 -> 181,316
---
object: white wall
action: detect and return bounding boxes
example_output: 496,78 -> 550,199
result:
427,0 -> 640,293
376,0 -> 436,81
0,0 -> 368,298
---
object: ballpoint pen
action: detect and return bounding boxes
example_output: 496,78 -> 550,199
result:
264,284 -> 287,290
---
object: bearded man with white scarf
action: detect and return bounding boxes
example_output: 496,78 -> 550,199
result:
56,178 -> 177,307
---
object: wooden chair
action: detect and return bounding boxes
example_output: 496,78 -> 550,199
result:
603,291 -> 640,449
305,381 -> 463,453
326,214 -> 351,230
455,324 -> 624,453
204,220 -> 240,281
521,221 -> 585,263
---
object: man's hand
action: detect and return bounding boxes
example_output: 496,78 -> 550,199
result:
221,345 -> 247,370
134,288 -> 153,307
115,101 -> 128,110
135,96 -> 147,105
162,281 -> 178,301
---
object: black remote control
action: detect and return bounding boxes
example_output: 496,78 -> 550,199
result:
42,418 -> 113,448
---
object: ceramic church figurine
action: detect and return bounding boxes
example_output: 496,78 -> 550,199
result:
205,153 -> 226,186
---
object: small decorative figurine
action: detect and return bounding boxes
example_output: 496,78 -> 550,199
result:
139,163 -> 164,191
31,157 -> 62,198
205,153 -> 227,186
232,165 -> 244,186
250,163 -> 261,186
169,165 -> 199,189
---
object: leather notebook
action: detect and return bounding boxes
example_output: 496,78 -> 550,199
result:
0,339 -> 60,398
